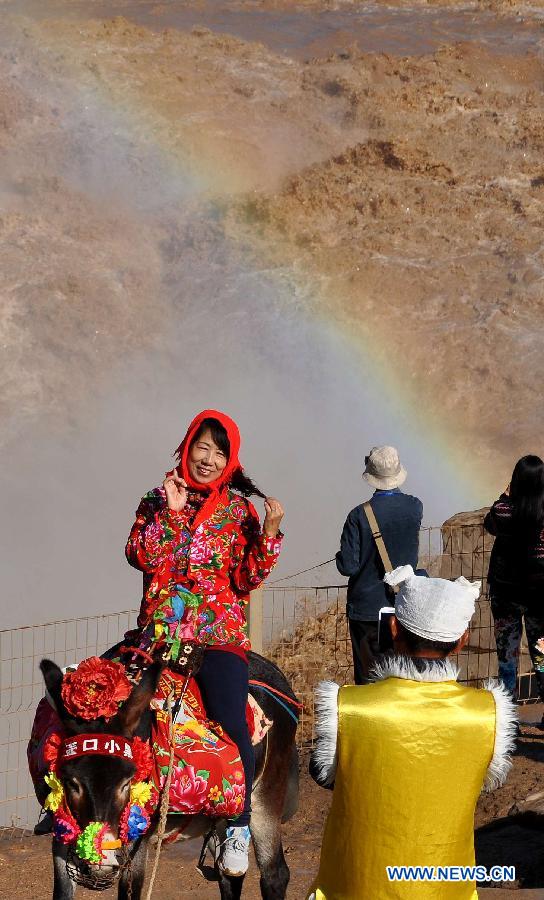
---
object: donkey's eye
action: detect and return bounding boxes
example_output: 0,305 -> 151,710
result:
121,781 -> 131,794
66,778 -> 82,795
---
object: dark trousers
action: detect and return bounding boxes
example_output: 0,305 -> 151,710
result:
490,591 -> 544,701
195,649 -> 254,826
348,619 -> 380,685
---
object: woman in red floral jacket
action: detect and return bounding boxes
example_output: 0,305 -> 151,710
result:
125,409 -> 284,875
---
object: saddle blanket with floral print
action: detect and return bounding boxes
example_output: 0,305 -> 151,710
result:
28,668 -> 271,821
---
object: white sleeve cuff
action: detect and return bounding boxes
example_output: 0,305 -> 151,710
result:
310,681 -> 340,787
483,680 -> 518,792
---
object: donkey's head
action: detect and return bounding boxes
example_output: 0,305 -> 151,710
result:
40,658 -> 162,877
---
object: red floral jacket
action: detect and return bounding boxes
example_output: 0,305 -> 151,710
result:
125,487 -> 282,652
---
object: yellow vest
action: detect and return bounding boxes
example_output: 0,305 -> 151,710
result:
309,678 -> 496,900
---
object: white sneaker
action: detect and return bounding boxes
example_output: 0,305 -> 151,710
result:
217,825 -> 251,877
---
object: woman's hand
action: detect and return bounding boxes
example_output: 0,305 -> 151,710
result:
263,497 -> 284,538
163,471 -> 188,513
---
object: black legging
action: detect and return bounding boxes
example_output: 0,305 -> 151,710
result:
490,588 -> 544,701
195,649 -> 254,826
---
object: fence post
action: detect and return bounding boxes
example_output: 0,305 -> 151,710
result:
249,588 -> 263,655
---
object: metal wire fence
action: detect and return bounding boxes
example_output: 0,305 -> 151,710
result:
0,525 -> 539,837
0,610 -> 137,838
265,525 -> 539,742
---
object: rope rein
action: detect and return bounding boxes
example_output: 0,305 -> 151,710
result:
144,683 -> 178,900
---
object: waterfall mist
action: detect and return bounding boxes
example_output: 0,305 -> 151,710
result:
0,12 -> 476,629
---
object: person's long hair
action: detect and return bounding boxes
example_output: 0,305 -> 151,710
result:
509,455 -> 544,536
188,417 -> 267,499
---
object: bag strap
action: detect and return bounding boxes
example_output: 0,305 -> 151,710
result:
362,501 -> 399,594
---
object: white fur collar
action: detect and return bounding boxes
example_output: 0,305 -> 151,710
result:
370,654 -> 460,683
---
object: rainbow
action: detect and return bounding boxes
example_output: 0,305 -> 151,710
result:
11,13 -> 498,521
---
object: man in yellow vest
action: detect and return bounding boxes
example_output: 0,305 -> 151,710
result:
308,565 -> 517,900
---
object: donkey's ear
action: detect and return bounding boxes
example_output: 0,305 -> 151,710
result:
117,662 -> 163,737
39,659 -> 80,730
40,659 -> 64,704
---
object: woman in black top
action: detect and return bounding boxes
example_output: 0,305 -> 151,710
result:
484,455 -> 544,704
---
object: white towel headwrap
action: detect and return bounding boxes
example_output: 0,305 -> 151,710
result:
384,565 -> 481,642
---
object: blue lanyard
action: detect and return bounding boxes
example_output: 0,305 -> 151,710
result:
373,490 -> 398,497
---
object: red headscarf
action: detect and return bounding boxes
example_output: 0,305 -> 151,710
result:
172,409 -> 242,531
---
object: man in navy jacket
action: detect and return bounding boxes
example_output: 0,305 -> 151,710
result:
336,446 -> 423,683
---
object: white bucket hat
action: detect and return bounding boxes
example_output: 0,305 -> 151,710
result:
363,446 -> 407,490
384,565 -> 481,642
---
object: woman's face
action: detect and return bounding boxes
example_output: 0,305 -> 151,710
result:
188,428 -> 228,484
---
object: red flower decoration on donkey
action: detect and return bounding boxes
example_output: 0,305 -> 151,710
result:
61,657 -> 132,721
131,736 -> 153,781
43,731 -> 63,773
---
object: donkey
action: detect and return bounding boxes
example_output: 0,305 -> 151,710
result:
39,651 -> 299,900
